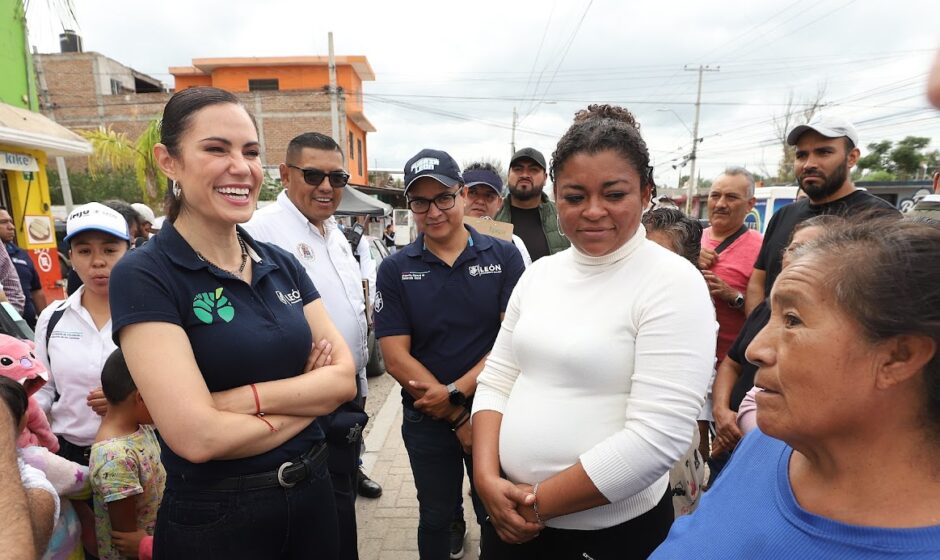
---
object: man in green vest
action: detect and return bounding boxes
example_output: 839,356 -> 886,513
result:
494,148 -> 570,261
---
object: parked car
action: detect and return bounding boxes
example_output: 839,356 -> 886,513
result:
0,302 -> 34,340
364,235 -> 389,377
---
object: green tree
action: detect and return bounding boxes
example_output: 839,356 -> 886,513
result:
47,169 -> 141,205
856,140 -> 892,173
889,136 -> 931,179
81,121 -> 166,206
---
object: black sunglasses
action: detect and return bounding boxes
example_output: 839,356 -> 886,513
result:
287,165 -> 350,189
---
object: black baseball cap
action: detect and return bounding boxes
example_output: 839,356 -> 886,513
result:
463,169 -> 502,195
403,149 -> 463,194
509,147 -> 547,170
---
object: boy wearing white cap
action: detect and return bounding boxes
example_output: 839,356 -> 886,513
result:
34,202 -> 131,467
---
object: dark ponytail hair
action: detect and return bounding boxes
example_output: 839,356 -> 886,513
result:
0,377 -> 28,430
551,104 -> 654,190
160,87 -> 256,222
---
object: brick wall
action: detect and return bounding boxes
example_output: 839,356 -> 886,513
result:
35,59 -> 349,176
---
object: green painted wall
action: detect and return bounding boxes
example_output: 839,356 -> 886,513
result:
0,0 -> 38,109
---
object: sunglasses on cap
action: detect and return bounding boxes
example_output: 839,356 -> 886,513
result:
287,165 -> 350,189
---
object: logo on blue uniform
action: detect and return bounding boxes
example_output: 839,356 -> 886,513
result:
468,264 -> 502,277
374,291 -> 384,313
276,289 -> 303,305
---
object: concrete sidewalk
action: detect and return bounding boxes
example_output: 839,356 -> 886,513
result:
356,385 -> 480,560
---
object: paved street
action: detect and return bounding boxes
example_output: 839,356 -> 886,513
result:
357,374 -> 481,560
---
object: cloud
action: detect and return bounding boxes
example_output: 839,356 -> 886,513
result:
26,0 -> 940,184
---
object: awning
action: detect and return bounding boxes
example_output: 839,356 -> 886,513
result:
0,102 -> 91,157
337,185 -> 392,217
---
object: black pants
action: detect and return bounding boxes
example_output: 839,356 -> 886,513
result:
330,469 -> 359,560
56,435 -> 91,466
154,452 -> 338,559
480,489 -> 673,560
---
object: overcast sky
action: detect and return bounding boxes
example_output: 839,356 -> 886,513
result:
25,0 -> 940,186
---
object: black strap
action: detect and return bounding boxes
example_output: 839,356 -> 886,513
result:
714,225 -> 748,255
43,305 -> 68,356
43,304 -> 67,403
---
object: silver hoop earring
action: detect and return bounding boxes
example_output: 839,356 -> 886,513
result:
172,181 -> 181,199
556,215 -> 566,238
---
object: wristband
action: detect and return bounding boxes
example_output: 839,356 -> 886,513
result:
451,410 -> 470,431
250,383 -> 262,415
256,414 -> 277,432
532,482 -> 544,524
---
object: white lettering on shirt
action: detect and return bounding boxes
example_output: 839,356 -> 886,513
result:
276,289 -> 303,305
468,264 -> 502,277
401,271 -> 429,281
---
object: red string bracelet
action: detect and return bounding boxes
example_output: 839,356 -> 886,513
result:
256,414 -> 277,432
249,383 -> 262,415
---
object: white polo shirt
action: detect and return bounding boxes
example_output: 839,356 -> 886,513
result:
245,192 -> 369,394
34,286 -> 116,447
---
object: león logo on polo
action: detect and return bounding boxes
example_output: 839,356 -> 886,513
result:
193,287 -> 235,324
468,264 -> 502,277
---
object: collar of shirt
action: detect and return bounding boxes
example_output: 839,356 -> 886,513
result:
275,190 -> 341,242
158,220 -> 278,285
406,225 -> 491,266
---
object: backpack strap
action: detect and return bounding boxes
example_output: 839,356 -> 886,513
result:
43,304 -> 68,365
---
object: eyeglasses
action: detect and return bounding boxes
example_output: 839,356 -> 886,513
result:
287,165 -> 350,189
407,192 -> 458,214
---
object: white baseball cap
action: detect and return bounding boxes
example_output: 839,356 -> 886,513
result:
64,202 -> 130,243
131,202 -> 156,225
787,114 -> 859,147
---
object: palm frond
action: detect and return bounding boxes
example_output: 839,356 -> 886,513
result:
80,126 -> 136,177
134,120 -> 167,204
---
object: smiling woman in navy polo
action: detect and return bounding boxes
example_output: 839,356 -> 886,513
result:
109,87 -> 356,560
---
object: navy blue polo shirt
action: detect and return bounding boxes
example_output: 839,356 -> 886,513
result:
5,242 -> 41,325
374,226 -> 525,408
110,221 -> 322,479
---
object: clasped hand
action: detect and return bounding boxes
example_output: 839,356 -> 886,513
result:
477,477 -> 543,544
408,380 -> 452,420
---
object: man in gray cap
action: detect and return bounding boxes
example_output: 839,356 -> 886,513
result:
744,114 -> 897,314
494,147 -> 569,261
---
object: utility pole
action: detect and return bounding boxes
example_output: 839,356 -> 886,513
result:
327,32 -> 341,149
684,64 -> 719,216
33,48 -> 75,214
510,106 -> 518,158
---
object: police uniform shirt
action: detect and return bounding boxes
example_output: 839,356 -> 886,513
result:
110,220 -> 322,479
374,226 -> 525,408
5,242 -> 41,324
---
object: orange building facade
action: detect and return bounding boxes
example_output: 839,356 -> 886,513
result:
170,56 -> 375,186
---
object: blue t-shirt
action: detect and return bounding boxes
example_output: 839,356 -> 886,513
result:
651,430 -> 940,559
110,221 -> 322,479
6,242 -> 41,325
374,226 -> 524,408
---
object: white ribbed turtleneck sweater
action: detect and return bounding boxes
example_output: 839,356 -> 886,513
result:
473,226 -> 717,530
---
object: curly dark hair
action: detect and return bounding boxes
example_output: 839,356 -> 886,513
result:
550,104 -> 654,189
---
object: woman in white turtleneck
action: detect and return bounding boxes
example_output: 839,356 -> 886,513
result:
472,104 -> 717,560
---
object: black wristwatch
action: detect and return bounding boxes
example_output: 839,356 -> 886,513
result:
729,293 -> 745,309
446,383 -> 467,406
